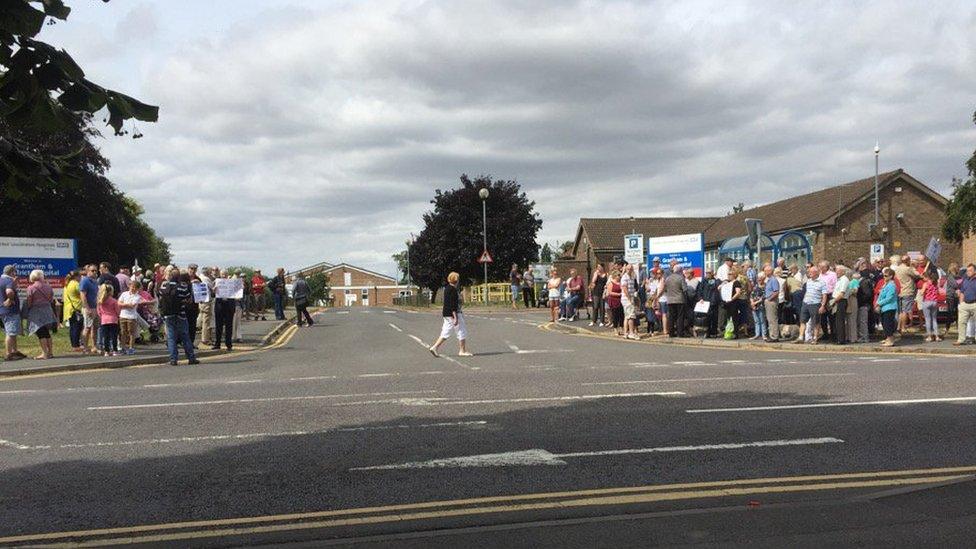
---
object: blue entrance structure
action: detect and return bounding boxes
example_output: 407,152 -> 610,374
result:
718,230 -> 812,266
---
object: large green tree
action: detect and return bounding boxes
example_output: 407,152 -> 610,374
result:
1,0 -> 158,199
407,175 -> 543,300
942,110 -> 976,244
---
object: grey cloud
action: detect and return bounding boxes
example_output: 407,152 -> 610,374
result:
77,0 -> 976,275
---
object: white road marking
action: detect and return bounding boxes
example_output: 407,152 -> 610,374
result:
407,310 -> 419,314
436,391 -> 685,406
408,334 -> 426,346
337,420 -> 488,432
226,380 -> 261,384
0,438 -> 30,450
672,361 -> 706,365
504,340 -> 572,354
358,373 -> 396,378
582,373 -> 856,386
417,371 -> 445,375
0,421 -> 491,451
442,355 -> 477,370
87,391 -> 438,411
383,311 -> 397,314
719,360 -> 747,364
336,311 -> 349,315
687,396 -> 976,414
870,358 -> 900,363
388,323 -> 403,332
506,341 -> 520,352
288,375 -> 337,381
0,389 -> 40,395
351,437 -> 844,470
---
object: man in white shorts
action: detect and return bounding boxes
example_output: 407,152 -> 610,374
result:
429,272 -> 472,357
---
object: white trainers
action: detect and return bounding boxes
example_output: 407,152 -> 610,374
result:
588,322 -> 595,326
428,346 -> 439,357
458,351 -> 473,357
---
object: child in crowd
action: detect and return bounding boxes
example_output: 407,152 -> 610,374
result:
97,283 -> 121,356
118,280 -> 144,355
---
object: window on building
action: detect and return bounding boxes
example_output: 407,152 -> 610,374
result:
344,272 -> 352,286
705,250 -> 719,274
398,290 -> 413,297
361,288 -> 369,299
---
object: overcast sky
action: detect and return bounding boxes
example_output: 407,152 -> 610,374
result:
44,1 -> 976,276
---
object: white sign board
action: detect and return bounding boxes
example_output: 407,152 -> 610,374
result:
869,243 -> 885,263
647,233 -> 705,277
192,282 -> 210,303
214,278 -> 244,299
624,234 -> 644,265
0,236 -> 77,298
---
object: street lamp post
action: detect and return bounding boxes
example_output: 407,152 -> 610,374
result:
479,187 -> 489,303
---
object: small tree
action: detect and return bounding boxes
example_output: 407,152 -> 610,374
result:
942,111 -> 976,244
306,272 -> 330,304
392,250 -> 409,283
539,243 -> 553,263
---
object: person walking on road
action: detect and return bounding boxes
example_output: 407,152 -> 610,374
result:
876,268 -> 899,347
25,270 -> 57,360
429,272 -> 472,357
589,263 -> 608,327
292,273 -> 314,327
546,268 -> 562,323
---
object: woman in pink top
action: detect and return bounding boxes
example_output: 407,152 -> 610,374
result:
25,270 -> 58,359
919,271 -> 941,342
97,283 -> 121,355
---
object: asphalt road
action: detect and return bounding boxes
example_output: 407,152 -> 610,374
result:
2,307 -> 976,547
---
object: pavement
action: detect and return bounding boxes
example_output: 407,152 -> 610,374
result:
1,306 -> 976,547
551,315 -> 976,356
0,316 -> 295,377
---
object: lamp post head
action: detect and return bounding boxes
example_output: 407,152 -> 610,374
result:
874,142 -> 880,155
479,188 -> 489,200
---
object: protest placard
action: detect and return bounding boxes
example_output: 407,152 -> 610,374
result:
192,282 -> 210,303
214,278 -> 244,299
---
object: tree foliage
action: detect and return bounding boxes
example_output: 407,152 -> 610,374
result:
392,250 -> 409,284
0,112 -> 170,267
1,0 -> 158,199
942,110 -> 976,244
539,243 -> 553,263
306,272 -> 330,304
407,175 -> 543,299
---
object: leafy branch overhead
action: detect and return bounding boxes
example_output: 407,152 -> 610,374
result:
0,0 -> 159,199
941,109 -> 976,244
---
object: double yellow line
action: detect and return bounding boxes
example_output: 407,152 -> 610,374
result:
6,465 -> 974,547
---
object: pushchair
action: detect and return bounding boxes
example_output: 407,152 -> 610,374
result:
137,301 -> 163,344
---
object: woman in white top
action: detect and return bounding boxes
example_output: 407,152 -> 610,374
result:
117,280 -> 144,355
546,268 -> 562,323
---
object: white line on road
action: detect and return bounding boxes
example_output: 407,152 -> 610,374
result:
672,361 -> 706,365
226,380 -> 261,384
388,323 -> 403,332
417,371 -> 445,375
719,360 -> 747,364
0,438 -> 30,450
436,391 -> 685,406
582,373 -> 856,386
358,373 -> 397,378
687,396 -> 976,414
288,376 -> 337,381
336,311 -> 349,315
383,311 -> 397,314
870,358 -> 900,362
0,421 -> 491,451
87,391 -> 438,411
351,437 -> 844,470
408,334 -> 426,346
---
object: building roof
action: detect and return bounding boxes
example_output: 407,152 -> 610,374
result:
576,217 -> 720,252
575,169 -> 948,252
286,261 -> 334,278
323,263 -> 397,283
702,169 -> 910,246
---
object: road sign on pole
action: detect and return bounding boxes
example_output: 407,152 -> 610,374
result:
478,250 -> 494,264
624,234 -> 644,265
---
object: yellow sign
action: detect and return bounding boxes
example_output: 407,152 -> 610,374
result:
893,241 -> 901,248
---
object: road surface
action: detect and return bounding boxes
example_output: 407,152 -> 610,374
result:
1,307 -> 975,547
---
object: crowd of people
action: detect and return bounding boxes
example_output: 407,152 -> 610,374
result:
543,254 -> 976,347
1,262 -> 299,365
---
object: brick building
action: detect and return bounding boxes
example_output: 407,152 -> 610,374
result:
287,262 -> 415,307
565,169 -> 963,282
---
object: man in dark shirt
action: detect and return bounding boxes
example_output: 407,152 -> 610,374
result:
663,265 -> 689,337
158,266 -> 199,365
696,268 -> 720,337
269,268 -> 287,320
97,262 -> 121,297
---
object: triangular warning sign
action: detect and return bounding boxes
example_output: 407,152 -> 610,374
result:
477,250 -> 494,263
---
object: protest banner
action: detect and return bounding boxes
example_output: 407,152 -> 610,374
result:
214,278 -> 243,299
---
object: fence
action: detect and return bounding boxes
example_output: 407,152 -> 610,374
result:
468,283 -> 515,304
393,293 -> 431,307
